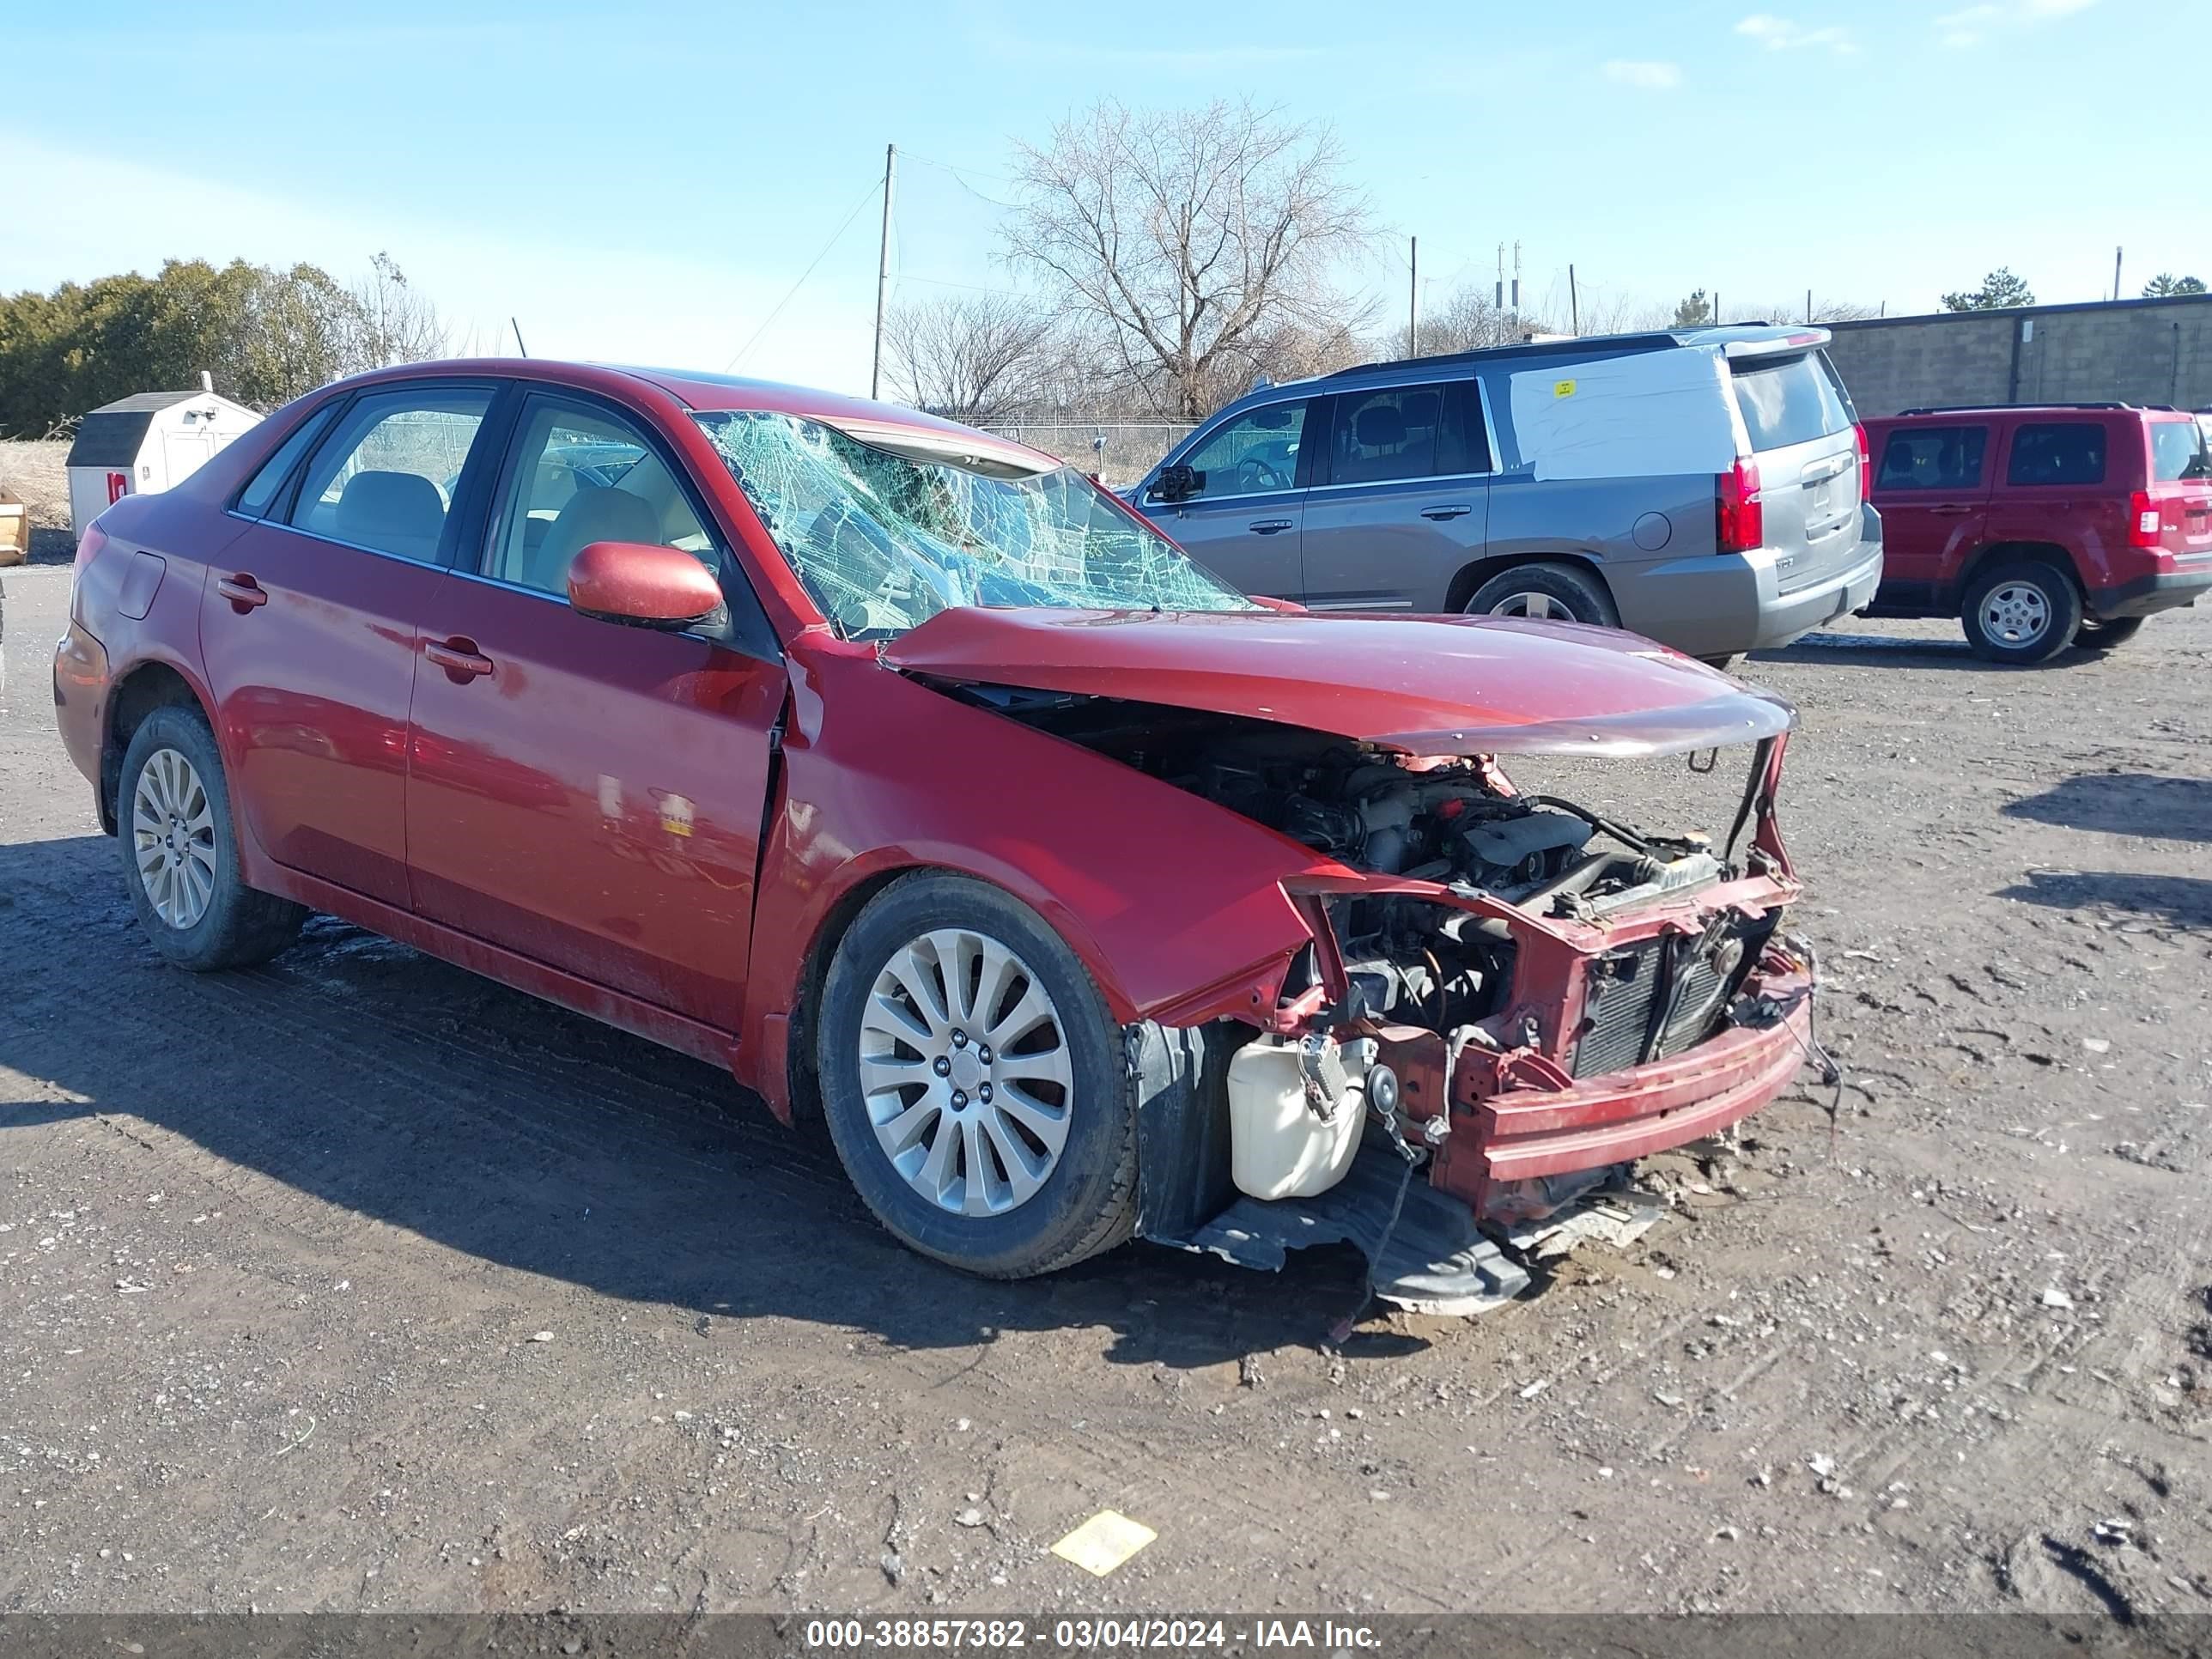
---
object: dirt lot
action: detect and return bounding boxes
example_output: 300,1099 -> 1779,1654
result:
3,442 -> 2210,1619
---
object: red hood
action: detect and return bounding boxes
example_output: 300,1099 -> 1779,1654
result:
883,608 -> 1794,757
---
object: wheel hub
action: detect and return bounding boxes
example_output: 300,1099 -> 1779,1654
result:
131,747 -> 217,931
1984,582 -> 2049,644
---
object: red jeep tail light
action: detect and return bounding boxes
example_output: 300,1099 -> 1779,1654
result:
1717,458 -> 1764,553
2129,490 -> 2164,549
1853,422 -> 1871,500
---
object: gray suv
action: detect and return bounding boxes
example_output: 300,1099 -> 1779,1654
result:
1127,325 -> 1883,663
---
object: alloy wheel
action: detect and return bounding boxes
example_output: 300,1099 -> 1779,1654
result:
1488,592 -> 1578,622
857,927 -> 1073,1217
1980,581 -> 2051,647
131,747 -> 217,930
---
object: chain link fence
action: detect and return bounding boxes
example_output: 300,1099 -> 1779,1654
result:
980,422 -> 1194,487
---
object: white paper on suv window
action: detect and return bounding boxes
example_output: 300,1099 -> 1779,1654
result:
1509,347 -> 1737,481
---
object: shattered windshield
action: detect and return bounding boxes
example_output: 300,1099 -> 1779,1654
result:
692,410 -> 1257,638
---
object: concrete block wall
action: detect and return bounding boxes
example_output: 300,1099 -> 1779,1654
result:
1822,295 -> 2212,416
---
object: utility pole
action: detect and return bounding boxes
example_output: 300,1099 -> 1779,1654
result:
1569,264 -> 1578,335
1714,290 -> 1722,325
2113,246 -> 2124,302
1806,288 -> 1814,325
1407,235 -> 1419,358
510,317 -> 528,358
1511,240 -> 1522,315
871,143 -> 896,400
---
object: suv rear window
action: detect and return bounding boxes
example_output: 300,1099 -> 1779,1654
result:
2007,422 -> 2106,487
2150,419 -> 2209,483
1729,351 -> 1852,452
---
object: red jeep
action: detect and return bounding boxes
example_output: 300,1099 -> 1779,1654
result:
1862,403 -> 2212,663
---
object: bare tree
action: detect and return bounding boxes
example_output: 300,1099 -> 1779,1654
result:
345,251 -> 448,370
1005,100 -> 1372,420
882,294 -> 1059,426
1413,287 -> 1516,356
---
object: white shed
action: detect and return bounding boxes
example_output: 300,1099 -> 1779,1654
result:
67,379 -> 262,539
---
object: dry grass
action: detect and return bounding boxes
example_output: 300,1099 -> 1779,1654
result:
0,440 -> 75,562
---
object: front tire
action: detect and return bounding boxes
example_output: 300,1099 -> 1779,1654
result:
118,705 -> 307,970
815,872 -> 1139,1279
1466,561 -> 1620,629
1961,557 -> 2082,665
2075,615 -> 2144,651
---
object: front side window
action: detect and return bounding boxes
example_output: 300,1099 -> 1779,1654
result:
694,410 -> 1257,640
488,399 -> 714,597
2007,422 -> 2106,487
2149,419 -> 2209,483
1167,401 -> 1308,501
288,388 -> 493,562
1875,425 -> 1987,492
1328,382 -> 1480,484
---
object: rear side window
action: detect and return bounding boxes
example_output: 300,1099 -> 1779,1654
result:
1876,425 -> 1987,492
234,405 -> 336,519
2149,420 -> 2209,483
1328,381 -> 1478,484
2007,422 -> 2106,487
1729,351 -> 1852,452
289,388 -> 494,562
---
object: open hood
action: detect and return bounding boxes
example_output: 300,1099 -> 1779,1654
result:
883,607 -> 1794,757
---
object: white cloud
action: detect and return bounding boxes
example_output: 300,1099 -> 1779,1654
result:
1735,14 -> 1858,53
1602,58 -> 1683,89
1935,0 -> 2096,48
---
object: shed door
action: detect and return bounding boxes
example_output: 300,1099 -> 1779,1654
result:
161,427 -> 216,490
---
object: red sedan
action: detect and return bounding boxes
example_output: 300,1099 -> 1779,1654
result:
53,360 -> 1820,1307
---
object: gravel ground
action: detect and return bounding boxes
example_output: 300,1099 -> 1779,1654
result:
3,538 -> 2209,1619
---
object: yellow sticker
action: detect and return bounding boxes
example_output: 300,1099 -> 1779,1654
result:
1050,1510 -> 1157,1577
1553,378 -> 1577,398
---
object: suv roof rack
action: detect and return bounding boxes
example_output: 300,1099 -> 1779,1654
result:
1320,331 -> 1682,380
1895,401 -> 2142,416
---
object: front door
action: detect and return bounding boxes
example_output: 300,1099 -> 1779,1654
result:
404,390 -> 784,1030
1298,379 -> 1490,611
1139,397 -> 1312,599
199,384 -> 497,906
1869,421 -> 1991,603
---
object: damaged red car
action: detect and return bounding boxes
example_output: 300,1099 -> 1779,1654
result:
53,361 -> 1823,1308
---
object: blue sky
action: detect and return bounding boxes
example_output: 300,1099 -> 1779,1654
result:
4,0 -> 2202,394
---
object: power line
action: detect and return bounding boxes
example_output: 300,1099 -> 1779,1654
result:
897,149 -> 1019,209
724,173 -> 884,371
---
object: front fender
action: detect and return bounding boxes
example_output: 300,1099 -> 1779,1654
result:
739,641 -> 1334,1114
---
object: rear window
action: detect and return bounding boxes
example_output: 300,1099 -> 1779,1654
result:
2007,422 -> 2106,487
1729,351 -> 1852,452
2149,419 -> 2209,483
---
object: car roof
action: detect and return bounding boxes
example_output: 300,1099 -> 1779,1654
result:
323,357 -> 1062,471
1881,403 -> 2191,420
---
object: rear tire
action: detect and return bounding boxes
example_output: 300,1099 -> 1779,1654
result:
1960,557 -> 2082,665
815,872 -> 1139,1279
118,705 -> 307,970
2075,615 -> 2145,650
1466,562 -> 1620,629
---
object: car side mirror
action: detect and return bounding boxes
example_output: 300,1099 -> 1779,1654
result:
1152,462 -> 1201,503
567,540 -> 727,631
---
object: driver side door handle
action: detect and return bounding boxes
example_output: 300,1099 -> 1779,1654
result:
1420,503 -> 1474,521
1248,518 -> 1295,535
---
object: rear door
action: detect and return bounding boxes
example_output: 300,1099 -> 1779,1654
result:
1725,346 -> 1866,594
1868,420 -> 1993,603
1298,379 -> 1490,611
1987,418 -> 2105,571
404,386 -> 784,1030
199,383 -> 497,907
1138,397 -> 1310,599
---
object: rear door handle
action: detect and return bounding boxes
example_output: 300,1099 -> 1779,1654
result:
1420,503 -> 1474,520
1927,505 -> 1974,515
424,637 -> 495,681
1247,518 -> 1294,535
216,574 -> 268,611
